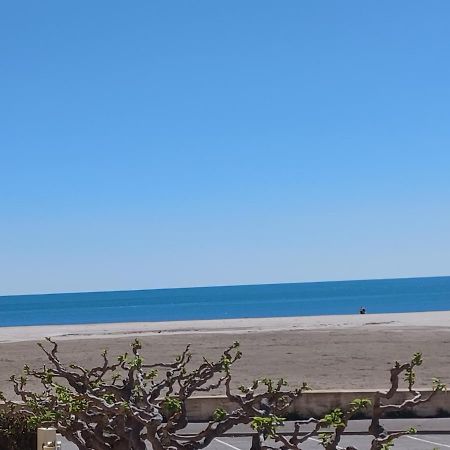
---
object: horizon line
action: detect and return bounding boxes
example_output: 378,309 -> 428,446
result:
1,273 -> 449,299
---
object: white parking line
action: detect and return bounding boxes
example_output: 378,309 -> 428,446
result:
308,437 -> 344,449
214,438 -> 244,450
215,434 -> 450,450
406,435 -> 450,448
215,436 -> 345,450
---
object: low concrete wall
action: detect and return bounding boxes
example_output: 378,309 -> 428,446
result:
185,390 -> 449,421
2,390 -> 448,421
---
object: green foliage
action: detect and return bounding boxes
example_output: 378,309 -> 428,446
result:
42,369 -> 54,384
238,384 -> 248,393
251,415 -> 285,438
24,395 -> 59,427
318,432 -> 333,447
26,410 -> 58,429
131,339 -> 142,352
238,377 -> 292,395
0,410 -> 37,450
102,393 -> 116,405
6,341 -> 440,450
130,355 -> 144,369
212,407 -> 227,422
144,369 -> 158,379
320,408 -> 345,428
379,433 -> 415,450
432,377 -> 447,392
411,352 -> 423,366
218,342 -> 241,373
380,440 -> 394,450
55,385 -> 87,413
162,396 -> 182,414
349,397 -> 371,411
404,366 -> 416,387
262,378 -> 288,394
300,381 -> 312,391
220,355 -> 232,372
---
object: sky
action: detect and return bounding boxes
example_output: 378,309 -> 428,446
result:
1,1 -> 450,295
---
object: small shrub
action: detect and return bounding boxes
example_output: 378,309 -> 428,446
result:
0,410 -> 36,450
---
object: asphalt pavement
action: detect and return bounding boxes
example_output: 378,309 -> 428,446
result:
57,418 -> 450,449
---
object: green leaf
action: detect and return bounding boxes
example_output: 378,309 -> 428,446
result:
212,408 -> 227,422
250,416 -> 285,438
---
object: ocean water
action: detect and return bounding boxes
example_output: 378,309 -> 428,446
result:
0,276 -> 449,327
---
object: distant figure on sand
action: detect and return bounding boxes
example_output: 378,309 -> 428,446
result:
359,307 -> 366,315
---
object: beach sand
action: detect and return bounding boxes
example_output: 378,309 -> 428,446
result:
0,311 -> 449,398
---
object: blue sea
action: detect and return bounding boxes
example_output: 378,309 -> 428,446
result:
0,276 -> 450,327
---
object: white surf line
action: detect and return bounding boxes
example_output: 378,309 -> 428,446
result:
214,438 -> 244,450
406,435 -> 450,448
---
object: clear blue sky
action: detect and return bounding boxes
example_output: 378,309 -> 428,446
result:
1,1 -> 449,295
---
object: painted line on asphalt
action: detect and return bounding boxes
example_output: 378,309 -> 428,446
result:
308,437 -> 344,449
215,436 -> 345,450
406,435 -> 450,448
215,434 -> 450,450
215,438 -> 244,450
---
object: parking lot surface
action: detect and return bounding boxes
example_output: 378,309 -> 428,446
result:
58,418 -> 450,449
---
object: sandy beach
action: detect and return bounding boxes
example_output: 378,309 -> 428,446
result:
1,311 -> 449,398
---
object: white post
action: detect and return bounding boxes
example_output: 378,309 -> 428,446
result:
37,427 -> 57,450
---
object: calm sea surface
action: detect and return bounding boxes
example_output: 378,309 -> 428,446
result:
1,276 -> 449,327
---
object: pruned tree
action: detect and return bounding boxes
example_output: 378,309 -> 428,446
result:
10,338 -> 307,450
254,352 -> 446,450
366,352 -> 446,450
7,340 -> 446,450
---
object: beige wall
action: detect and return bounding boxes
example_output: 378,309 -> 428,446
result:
185,390 -> 449,421
2,389 -> 448,421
